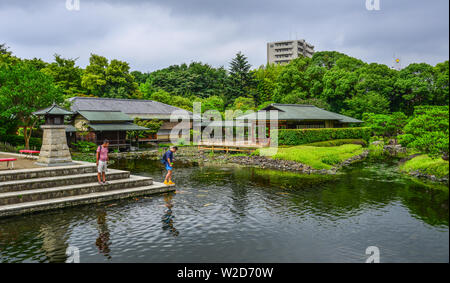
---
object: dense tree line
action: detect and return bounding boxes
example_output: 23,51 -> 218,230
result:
0,43 -> 448,149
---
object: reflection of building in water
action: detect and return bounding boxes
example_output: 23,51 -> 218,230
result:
161,194 -> 179,237
39,223 -> 70,263
95,210 -> 112,259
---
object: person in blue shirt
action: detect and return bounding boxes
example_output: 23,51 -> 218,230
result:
162,146 -> 178,185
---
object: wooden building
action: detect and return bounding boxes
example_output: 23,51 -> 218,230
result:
66,110 -> 149,149
67,97 -> 191,146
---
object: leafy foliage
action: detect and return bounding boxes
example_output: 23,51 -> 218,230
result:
71,141 -> 98,153
400,154 -> 449,178
0,135 -> 42,149
0,61 -> 64,149
363,112 -> 408,138
277,127 -> 372,146
81,54 -> 140,99
398,106 -> 449,159
127,118 -> 164,143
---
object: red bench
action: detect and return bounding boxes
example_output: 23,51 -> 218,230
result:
0,158 -> 17,170
19,150 -> 40,158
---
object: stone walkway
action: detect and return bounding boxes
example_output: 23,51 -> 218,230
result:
0,153 -> 41,170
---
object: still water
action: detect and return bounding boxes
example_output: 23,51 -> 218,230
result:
0,160 -> 448,263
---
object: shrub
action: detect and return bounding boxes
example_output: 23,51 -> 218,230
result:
398,106 -> 449,159
71,141 -> 98,153
304,139 -> 367,147
367,142 -> 387,161
277,127 -> 371,146
0,135 -> 42,149
400,155 -> 449,179
321,154 -> 341,165
362,112 -> 408,138
0,141 -> 17,153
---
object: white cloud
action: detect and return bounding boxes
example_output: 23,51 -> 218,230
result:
0,0 -> 448,71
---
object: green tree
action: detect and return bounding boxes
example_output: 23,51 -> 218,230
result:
232,96 -> 255,112
363,112 -> 408,139
226,52 -> 254,106
311,51 -> 348,70
343,92 -> 390,119
0,62 -> 64,149
321,68 -> 358,113
354,63 -> 397,111
106,59 -> 141,99
81,54 -> 108,97
394,63 -> 435,114
252,63 -> 284,104
433,61 -> 449,106
81,54 -> 140,99
143,62 -> 227,99
131,70 -> 149,85
41,54 -> 84,98
128,118 -> 163,145
202,95 -> 225,112
273,57 -> 311,103
149,89 -> 193,111
0,43 -> 20,67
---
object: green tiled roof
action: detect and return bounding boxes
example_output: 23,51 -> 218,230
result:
78,111 -> 133,122
237,104 -> 363,123
65,125 -> 77,132
33,104 -> 74,116
89,123 -> 149,131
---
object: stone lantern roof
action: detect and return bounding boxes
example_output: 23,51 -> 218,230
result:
33,104 -> 74,116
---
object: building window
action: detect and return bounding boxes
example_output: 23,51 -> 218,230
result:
296,123 -> 325,129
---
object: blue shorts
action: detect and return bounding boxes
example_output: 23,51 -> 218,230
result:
165,163 -> 173,171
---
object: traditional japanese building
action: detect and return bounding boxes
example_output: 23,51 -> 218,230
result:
66,97 -> 191,148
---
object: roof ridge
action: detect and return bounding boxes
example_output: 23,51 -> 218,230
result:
70,96 -> 158,103
78,110 -> 122,112
272,103 -> 316,107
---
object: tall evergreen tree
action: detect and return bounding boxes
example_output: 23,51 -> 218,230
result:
226,52 -> 254,106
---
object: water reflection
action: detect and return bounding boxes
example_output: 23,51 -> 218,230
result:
0,159 -> 447,262
161,193 -> 179,237
39,223 -> 69,263
95,210 -> 111,259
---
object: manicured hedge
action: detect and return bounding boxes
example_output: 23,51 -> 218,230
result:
276,127 -> 372,146
0,135 -> 42,149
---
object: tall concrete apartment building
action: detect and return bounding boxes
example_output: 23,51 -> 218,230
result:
267,39 -> 315,65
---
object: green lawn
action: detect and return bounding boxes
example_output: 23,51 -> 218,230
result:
268,144 -> 364,170
400,155 -> 449,179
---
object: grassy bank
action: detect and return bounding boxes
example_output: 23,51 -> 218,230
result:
400,155 -> 449,179
269,144 -> 364,170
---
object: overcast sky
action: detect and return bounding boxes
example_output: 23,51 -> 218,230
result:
0,0 -> 448,72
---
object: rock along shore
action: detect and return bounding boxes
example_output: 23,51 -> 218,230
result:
109,147 -> 369,175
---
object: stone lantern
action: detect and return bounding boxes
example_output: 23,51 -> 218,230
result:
33,104 -> 75,166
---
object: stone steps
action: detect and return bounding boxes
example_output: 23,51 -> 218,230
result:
0,175 -> 153,206
0,170 -> 130,193
0,182 -> 175,218
0,164 -> 97,182
0,157 -> 176,218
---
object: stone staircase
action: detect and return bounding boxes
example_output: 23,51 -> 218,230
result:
0,162 -> 174,218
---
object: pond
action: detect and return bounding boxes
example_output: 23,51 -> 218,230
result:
0,159 -> 448,263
